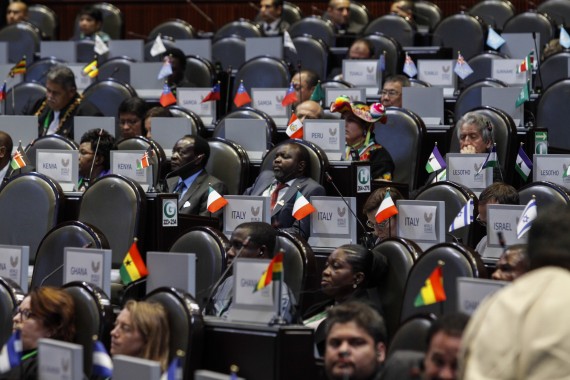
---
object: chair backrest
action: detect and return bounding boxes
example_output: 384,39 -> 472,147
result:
213,19 -> 263,42
25,57 -> 66,86
81,78 -> 136,120
433,12 -> 485,60
73,2 -> 123,40
78,174 -> 146,267
461,51 -> 507,88
454,78 -> 507,120
363,14 -> 416,48
169,226 -> 228,307
538,0 -> 570,26
363,32 -> 403,78
536,79 -> 570,151
373,237 -> 421,341
145,287 -> 204,378
276,230 -> 318,312
5,81 -> 46,115
206,137 -> 250,195
143,37 -> 177,62
259,139 -> 330,184
536,51 -> 570,91
321,80 -> 353,90
0,22 -> 41,63
408,78 -> 431,87
415,1 -> 443,31
503,11 -> 556,52
288,16 -> 336,48
469,0 -> 516,31
62,281 -> 113,378
0,278 -> 24,347
449,106 -> 518,183
0,172 -> 63,262
415,181 -> 478,246
518,181 -> 570,211
30,221 -> 109,289
166,105 -> 205,136
400,242 -> 480,321
374,107 -> 426,189
387,314 -> 436,354
290,35 -> 329,80
283,1 -> 303,25
25,135 -> 79,172
76,40 -> 96,63
213,107 -> 277,150
98,56 -> 135,85
212,35 -> 246,72
116,136 -> 166,188
348,1 -> 371,34
184,55 -> 216,87
28,4 -> 58,40
148,19 -> 195,41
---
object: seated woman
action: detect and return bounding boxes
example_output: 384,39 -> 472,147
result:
5,287 -> 75,380
118,97 -> 148,140
143,106 -> 172,140
330,96 -> 395,180
110,300 -> 170,372
363,186 -> 405,246
303,244 -> 387,355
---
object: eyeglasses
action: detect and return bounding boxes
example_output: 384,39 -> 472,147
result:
366,218 -> 392,229
13,308 -> 33,320
380,90 -> 400,97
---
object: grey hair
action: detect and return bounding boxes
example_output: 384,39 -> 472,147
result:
456,112 -> 494,145
46,65 -> 77,91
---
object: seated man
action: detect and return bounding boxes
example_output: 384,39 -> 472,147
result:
78,129 -> 115,190
324,0 -> 351,34
166,134 -> 228,216
291,69 -> 319,109
0,131 -> 13,184
208,221 -> 296,322
295,100 -> 323,121
77,5 -> 110,42
324,301 -> 387,380
381,313 -> 470,380
491,244 -> 529,282
27,65 -> 103,139
244,142 -> 326,238
390,1 -> 414,20
257,0 -> 289,35
6,0 -> 27,25
329,38 -> 375,80
380,75 -> 410,109
162,48 -> 191,95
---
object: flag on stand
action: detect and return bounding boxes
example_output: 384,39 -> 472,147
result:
253,252 -> 284,292
0,82 -> 6,101
517,52 -> 533,73
201,83 -> 221,103
515,146 -> 532,181
414,264 -> 446,307
482,145 -> 498,169
119,240 -> 148,285
561,26 -> 570,49
82,59 -> 99,78
137,146 -> 154,169
285,113 -> 303,139
515,80 -> 530,108
454,51 -> 474,80
234,81 -> 252,107
426,145 -> 446,173
516,198 -> 537,239
378,51 -> 386,72
160,357 -> 182,380
206,186 -> 228,213
92,340 -> 113,378
8,57 -> 26,77
281,82 -> 298,106
94,34 -> 109,55
157,56 -> 173,80
159,83 -> 177,107
10,143 -> 29,170
292,191 -> 316,220
486,27 -> 506,49
448,199 -> 474,232
403,53 -> 417,78
0,330 -> 22,374
283,31 -> 297,55
375,189 -> 398,224
150,34 -> 167,57
309,81 -> 324,102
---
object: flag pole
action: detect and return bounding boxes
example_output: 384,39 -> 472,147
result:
438,260 -> 445,316
270,249 -> 287,326
225,66 -> 232,115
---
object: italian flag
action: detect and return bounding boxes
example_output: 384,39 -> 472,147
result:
285,113 -> 303,139
119,240 -> 148,285
253,252 -> 283,292
207,186 -> 228,213
414,265 -> 446,307
292,191 -> 316,220
375,190 -> 398,223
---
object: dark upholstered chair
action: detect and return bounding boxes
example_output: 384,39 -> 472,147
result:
469,0 -> 515,31
288,16 -> 336,48
184,55 -> 216,87
116,136 -> 166,188
387,313 -> 437,354
82,79 -> 136,119
169,226 -> 228,307
0,22 -> 41,63
5,81 -> 46,116
28,4 -> 58,40
364,14 -> 416,48
518,181 -> 570,212
25,134 -> 78,172
538,0 -> 570,26
206,137 -> 250,195
213,19 -> 263,42
415,1 -> 443,31
503,11 -> 556,53
98,56 -> 135,85
148,19 -> 195,41
25,57 -> 65,86
166,105 -> 205,137
535,51 -> 570,91
363,33 -> 403,78
30,221 -> 109,288
76,40 -> 96,63
348,1 -> 371,35
454,78 -> 507,120
289,35 -> 329,81
212,35 -> 246,72
213,107 -> 277,151
461,51 -> 507,88
536,79 -> 570,151
432,13 -> 486,60
283,1 -> 303,25
0,278 -> 24,347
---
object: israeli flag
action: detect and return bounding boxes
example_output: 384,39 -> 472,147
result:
516,198 -> 537,239
92,340 -> 113,378
449,199 -> 474,232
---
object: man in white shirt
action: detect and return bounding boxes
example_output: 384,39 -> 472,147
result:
257,0 -> 289,35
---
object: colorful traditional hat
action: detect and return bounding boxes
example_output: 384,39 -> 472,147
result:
329,95 -> 387,124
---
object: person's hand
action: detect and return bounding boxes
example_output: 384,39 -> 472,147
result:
460,145 -> 477,154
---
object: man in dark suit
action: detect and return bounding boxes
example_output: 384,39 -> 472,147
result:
256,0 -> 289,36
244,142 -> 325,238
166,134 -> 227,217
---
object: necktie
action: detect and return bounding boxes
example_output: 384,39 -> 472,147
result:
173,181 -> 186,195
265,24 -> 272,33
270,182 -> 287,209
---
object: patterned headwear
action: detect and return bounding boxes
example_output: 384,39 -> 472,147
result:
329,95 -> 388,124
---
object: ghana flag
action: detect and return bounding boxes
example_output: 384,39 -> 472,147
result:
414,264 -> 446,307
253,252 -> 284,292
119,240 -> 148,285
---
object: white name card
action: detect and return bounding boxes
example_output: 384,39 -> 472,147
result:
67,64 -> 93,91
64,247 -> 112,296
36,150 -> 79,192
484,204 -> 526,259
110,151 -> 152,186
74,116 -> 116,139
113,355 -> 162,380
356,165 -> 371,193
223,196 -> 271,237
325,88 -> 366,106
38,339 -> 83,380
447,154 -> 492,191
418,60 -> 455,87
233,259 -> 274,307
303,119 -> 344,160
177,87 -> 216,125
342,59 -> 379,88
146,252 -> 196,295
533,154 -> 570,187
457,277 -> 506,315
251,88 -> 291,119
397,200 -> 445,251
310,197 -> 353,235
0,245 -> 29,293
491,59 -> 527,85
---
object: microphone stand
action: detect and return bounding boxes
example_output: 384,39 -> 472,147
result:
82,128 -> 104,191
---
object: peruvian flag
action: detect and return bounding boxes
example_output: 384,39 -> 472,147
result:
285,113 -> 303,139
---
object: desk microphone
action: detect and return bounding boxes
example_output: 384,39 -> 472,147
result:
531,32 -> 544,93
83,128 -> 104,190
126,31 -> 148,40
108,66 -> 121,81
39,242 -> 93,287
446,233 -> 463,245
204,236 -> 251,315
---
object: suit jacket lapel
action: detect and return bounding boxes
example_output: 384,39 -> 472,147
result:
271,177 -> 303,216
179,171 -> 206,209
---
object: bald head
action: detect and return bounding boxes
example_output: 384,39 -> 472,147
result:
6,1 -> 28,25
295,100 -> 323,121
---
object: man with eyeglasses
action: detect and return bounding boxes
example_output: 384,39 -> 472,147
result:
380,75 -> 410,109
208,222 -> 297,322
362,187 -> 404,245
